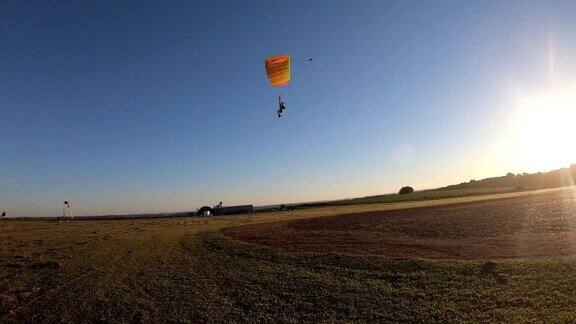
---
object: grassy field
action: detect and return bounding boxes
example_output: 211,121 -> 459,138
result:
1,187 -> 576,321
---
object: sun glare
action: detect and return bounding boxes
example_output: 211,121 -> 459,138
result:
515,84 -> 576,172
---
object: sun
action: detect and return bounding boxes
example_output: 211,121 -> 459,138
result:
514,84 -> 576,172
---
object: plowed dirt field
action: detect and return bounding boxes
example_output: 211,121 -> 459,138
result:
224,189 -> 576,259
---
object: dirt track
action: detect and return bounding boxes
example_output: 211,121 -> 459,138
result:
224,188 -> 576,259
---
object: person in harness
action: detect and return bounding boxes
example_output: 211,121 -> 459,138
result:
277,96 -> 287,118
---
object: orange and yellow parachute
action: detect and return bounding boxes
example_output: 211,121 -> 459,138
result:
264,54 -> 291,87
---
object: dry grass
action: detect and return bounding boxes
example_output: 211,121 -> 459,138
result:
1,187 -> 575,321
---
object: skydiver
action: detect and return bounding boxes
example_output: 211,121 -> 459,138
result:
278,97 -> 286,118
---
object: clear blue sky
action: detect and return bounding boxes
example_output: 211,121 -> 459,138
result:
2,1 -> 576,216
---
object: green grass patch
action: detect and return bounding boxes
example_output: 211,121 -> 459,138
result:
178,231 -> 576,322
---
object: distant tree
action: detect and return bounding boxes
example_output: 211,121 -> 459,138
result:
506,172 -> 515,177
399,186 -> 414,195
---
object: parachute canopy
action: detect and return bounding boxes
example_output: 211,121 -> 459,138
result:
265,54 -> 291,87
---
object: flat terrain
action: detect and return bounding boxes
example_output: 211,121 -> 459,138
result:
225,189 -> 576,259
298,186 -> 516,207
2,187 -> 576,322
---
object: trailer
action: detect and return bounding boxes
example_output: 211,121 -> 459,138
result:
212,204 -> 253,216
